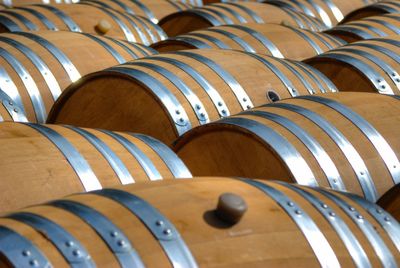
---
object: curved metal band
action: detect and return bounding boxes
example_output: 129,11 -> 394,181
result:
304,0 -> 332,27
0,47 -> 47,123
211,4 -> 247,23
297,60 -> 338,92
187,32 -> 231,49
50,200 -> 145,267
223,24 -> 284,58
287,26 -> 327,53
339,191 -> 400,252
0,66 -> 25,115
221,117 -> 317,185
300,95 -> 400,187
348,22 -> 388,37
0,14 -> 22,31
239,179 -> 339,267
126,14 -> 160,44
93,188 -> 198,268
102,36 -> 140,59
173,51 -> 253,110
0,89 -> 27,122
124,40 -> 157,56
353,43 -> 400,66
0,10 -> 37,30
205,28 -> 255,52
34,4 -> 81,32
25,123 -> 102,191
270,102 -> 377,201
243,110 -> 344,190
318,52 -> 393,94
165,0 -> 184,11
0,35 -> 62,101
0,226 -> 51,268
287,0 -> 315,17
222,3 -> 264,23
243,52 -> 298,96
79,33 -> 125,64
174,35 -> 213,48
320,0 -> 344,22
339,47 -> 400,90
12,32 -> 81,83
99,129 -> 163,180
8,212 -> 95,267
201,7 -> 234,24
296,10 -> 325,31
286,60 -> 326,93
277,182 -> 371,267
130,133 -> 193,178
128,0 -> 157,24
108,66 -> 191,134
189,9 -> 223,25
108,0 -> 135,15
127,61 -> 209,124
14,6 -> 58,30
364,18 -> 400,35
104,10 -> 143,44
64,125 -> 134,184
330,25 -> 373,39
147,56 -> 230,117
313,188 -> 397,267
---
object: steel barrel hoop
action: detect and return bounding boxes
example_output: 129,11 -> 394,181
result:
205,28 -> 256,52
0,88 -> 27,122
34,4 -> 81,32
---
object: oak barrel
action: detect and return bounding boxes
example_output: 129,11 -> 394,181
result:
0,3 -> 167,44
325,13 -> 400,42
1,0 -> 78,6
174,92 -> 400,203
0,121 -> 191,213
158,2 -> 327,37
0,177 -> 398,267
152,23 -> 346,60
0,30 -> 156,123
305,36 -> 400,94
47,49 -> 337,145
0,89 -> 27,122
263,0 -> 376,27
342,0 -> 400,23
80,0 -> 191,23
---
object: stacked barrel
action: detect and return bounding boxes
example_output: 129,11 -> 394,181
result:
0,0 -> 399,267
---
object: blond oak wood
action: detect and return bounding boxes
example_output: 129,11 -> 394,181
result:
0,4 -> 166,43
158,2 -> 326,37
0,121 -> 191,213
0,31 -> 156,123
305,36 -> 400,94
152,23 -> 346,60
342,0 -> 400,23
174,92 -> 400,202
0,177 -> 398,267
47,49 -> 337,145
325,13 -> 400,42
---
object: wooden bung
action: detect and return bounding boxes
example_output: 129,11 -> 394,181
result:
0,30 -> 156,123
341,0 -> 400,23
46,49 -> 337,145
0,121 -> 191,214
325,13 -> 400,43
305,36 -> 400,94
152,23 -> 346,60
0,4 -> 167,44
0,177 -> 398,267
158,2 -> 326,37
174,92 -> 400,203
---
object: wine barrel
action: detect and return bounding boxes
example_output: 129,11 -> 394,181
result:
0,121 -> 191,213
325,13 -> 400,42
342,0 -> 400,23
174,92 -> 400,203
152,23 -> 346,60
81,0 -> 191,23
0,89 -> 27,122
1,0 -> 78,7
0,177 -> 398,267
47,49 -> 337,145
158,2 -> 327,37
0,3 -> 167,44
0,31 -> 156,123
305,36 -> 400,94
263,0 -> 376,28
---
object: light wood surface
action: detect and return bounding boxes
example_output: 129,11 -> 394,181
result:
0,121 -> 191,213
174,92 -> 400,203
0,177 -> 397,267
47,49 -> 337,145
